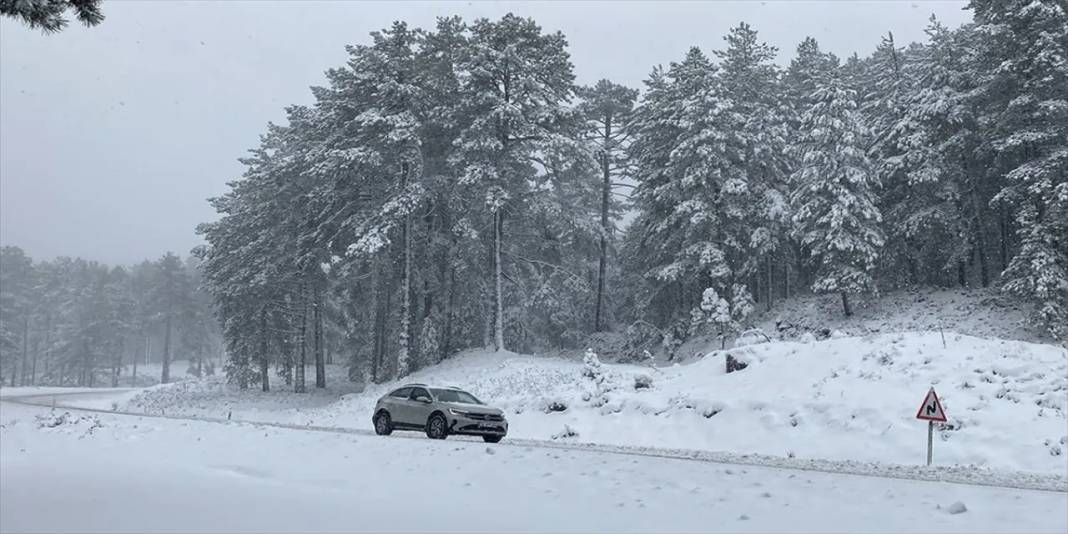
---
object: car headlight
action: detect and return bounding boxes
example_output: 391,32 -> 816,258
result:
448,408 -> 469,416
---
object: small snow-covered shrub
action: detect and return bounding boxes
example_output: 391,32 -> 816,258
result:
634,374 -> 653,390
551,424 -> 579,440
35,411 -> 103,437
582,348 -> 616,407
543,399 -> 568,413
582,348 -> 602,379
691,286 -> 756,349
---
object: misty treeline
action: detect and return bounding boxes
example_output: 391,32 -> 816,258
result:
0,247 -> 221,387
197,1 -> 1066,393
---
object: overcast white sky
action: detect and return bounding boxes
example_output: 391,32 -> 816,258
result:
0,0 -> 971,265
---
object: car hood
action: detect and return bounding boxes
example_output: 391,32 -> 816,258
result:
441,402 -> 503,416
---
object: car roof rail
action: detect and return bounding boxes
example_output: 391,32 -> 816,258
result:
403,382 -> 427,387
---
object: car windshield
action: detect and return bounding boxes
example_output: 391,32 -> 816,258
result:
430,389 -> 482,405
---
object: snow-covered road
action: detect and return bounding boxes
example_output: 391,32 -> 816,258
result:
2,402 -> 1066,534
4,389 -> 1066,493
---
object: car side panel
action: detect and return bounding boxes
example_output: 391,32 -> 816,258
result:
409,387 -> 435,426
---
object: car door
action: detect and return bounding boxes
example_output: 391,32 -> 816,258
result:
385,387 -> 413,424
408,387 -> 434,427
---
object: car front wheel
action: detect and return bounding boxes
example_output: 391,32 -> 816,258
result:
373,411 -> 393,436
426,413 -> 448,440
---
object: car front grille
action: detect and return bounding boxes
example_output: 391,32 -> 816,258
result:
466,412 -> 504,422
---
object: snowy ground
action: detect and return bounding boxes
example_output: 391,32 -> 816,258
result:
114,332 -> 1068,476
747,287 -> 1049,344
1,402 -> 1065,534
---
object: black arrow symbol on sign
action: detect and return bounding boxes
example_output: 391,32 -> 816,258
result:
926,404 -> 936,415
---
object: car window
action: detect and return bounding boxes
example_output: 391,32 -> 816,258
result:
429,388 -> 483,405
389,387 -> 412,399
410,387 -> 430,400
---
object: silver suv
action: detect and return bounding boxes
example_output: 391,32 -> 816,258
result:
372,384 -> 508,443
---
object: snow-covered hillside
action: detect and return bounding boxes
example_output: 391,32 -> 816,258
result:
749,287 -> 1049,344
117,331 -> 1068,475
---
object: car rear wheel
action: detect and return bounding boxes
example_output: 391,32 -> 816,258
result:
483,435 -> 502,444
373,411 -> 393,436
426,413 -> 448,440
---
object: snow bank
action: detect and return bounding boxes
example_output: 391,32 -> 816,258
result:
310,333 -> 1067,474
121,364 -> 362,424
112,333 -> 1067,475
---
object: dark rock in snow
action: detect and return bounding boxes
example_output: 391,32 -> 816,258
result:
726,354 -> 748,374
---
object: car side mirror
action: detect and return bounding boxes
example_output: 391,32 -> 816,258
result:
415,396 -> 431,403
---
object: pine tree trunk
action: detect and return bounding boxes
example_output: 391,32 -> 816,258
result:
85,338 -> 94,387
957,261 -> 967,288
595,117 -> 612,332
296,285 -> 307,393
998,207 -> 1010,272
766,256 -> 774,311
973,219 -> 991,288
442,263 -> 456,363
133,336 -> 142,385
493,209 -> 505,352
161,309 -> 172,385
783,261 -> 790,299
41,315 -> 51,386
398,208 -> 411,378
382,282 -> 393,378
20,317 -> 28,386
111,337 -> 123,388
259,308 -> 269,392
841,291 -> 853,317
30,336 -> 38,386
314,286 -> 325,388
370,264 -> 381,384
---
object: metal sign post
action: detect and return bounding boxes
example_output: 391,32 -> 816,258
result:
915,387 -> 947,466
926,421 -> 933,466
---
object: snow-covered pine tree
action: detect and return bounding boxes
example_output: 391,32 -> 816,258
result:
783,37 -> 841,290
872,19 -> 976,288
789,71 -> 885,317
576,80 -> 638,333
860,31 -> 929,286
784,37 -> 840,119
152,252 -> 193,384
1,0 -> 103,33
628,46 -> 756,331
0,247 -> 34,386
714,23 -> 790,310
970,0 -> 1068,338
452,14 -> 578,352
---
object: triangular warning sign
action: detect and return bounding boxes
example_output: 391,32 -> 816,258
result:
916,388 -> 947,422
